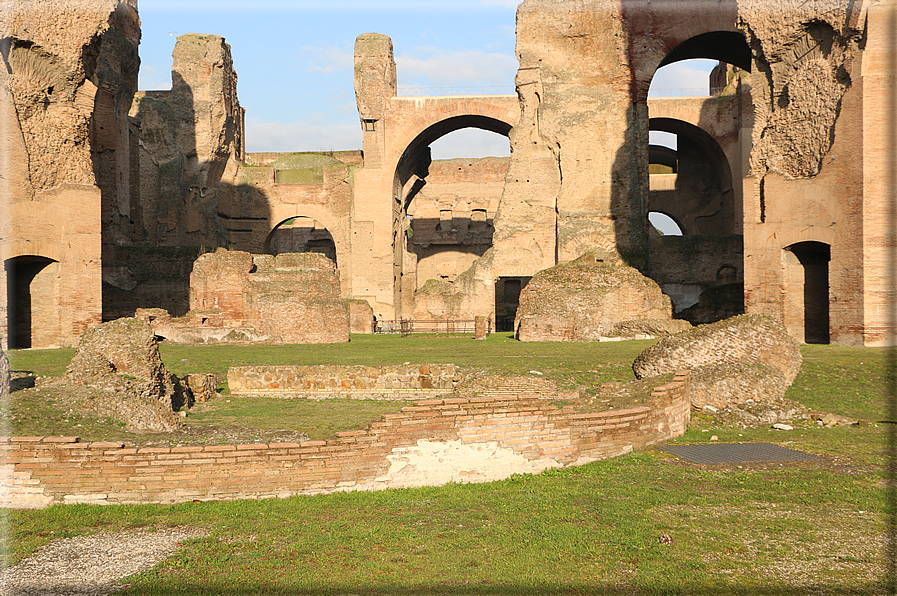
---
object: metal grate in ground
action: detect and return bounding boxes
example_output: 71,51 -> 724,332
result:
658,442 -> 820,464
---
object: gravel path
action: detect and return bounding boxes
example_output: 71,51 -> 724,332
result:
1,527 -> 206,596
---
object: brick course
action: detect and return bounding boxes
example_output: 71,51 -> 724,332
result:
1,372 -> 689,508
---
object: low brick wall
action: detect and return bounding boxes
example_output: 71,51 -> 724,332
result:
0,372 -> 690,508
227,364 -> 460,399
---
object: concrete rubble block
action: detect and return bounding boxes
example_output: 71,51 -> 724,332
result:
632,314 -> 802,385
688,362 -> 790,409
66,318 -> 184,432
184,373 -> 218,403
515,252 -> 678,342
0,347 -> 9,400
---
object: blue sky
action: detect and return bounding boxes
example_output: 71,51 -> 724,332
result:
137,0 -> 715,159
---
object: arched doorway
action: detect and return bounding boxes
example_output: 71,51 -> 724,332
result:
784,241 -> 830,344
5,256 -> 59,349
265,217 -> 337,266
392,116 -> 512,319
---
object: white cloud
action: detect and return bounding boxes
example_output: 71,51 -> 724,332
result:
429,129 -> 510,159
648,59 -> 718,98
302,45 -> 354,74
137,64 -> 171,91
245,117 -> 361,153
396,48 -> 518,89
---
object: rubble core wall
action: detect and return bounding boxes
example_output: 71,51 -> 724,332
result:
0,1 -> 139,348
188,250 -> 349,344
515,253 -> 677,342
0,372 -> 690,508
227,364 -> 460,398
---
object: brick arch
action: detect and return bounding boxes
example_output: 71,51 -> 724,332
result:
264,204 -> 345,259
623,0 -> 749,102
769,226 -> 837,252
0,202 -> 68,263
384,98 -> 519,185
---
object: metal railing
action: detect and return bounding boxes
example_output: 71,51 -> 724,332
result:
374,319 -> 481,336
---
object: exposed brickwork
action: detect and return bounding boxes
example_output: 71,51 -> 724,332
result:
0,372 -> 689,508
228,364 -> 460,399
3,2 -> 893,349
346,300 -> 375,334
153,250 -> 350,344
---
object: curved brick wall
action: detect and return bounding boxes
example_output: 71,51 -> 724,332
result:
0,372 -> 689,508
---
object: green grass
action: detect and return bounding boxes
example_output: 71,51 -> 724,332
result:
185,397 -> 414,441
4,451 -> 886,594
3,338 -> 892,593
3,333 -> 649,446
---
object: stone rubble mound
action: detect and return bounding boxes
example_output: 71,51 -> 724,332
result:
633,314 -> 802,409
0,347 -> 9,401
633,314 -> 802,384
66,318 -> 187,432
515,252 -> 680,342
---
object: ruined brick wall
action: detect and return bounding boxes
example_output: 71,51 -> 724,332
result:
189,250 -> 349,344
128,34 -> 246,248
736,1 -> 872,345
0,372 -> 689,508
412,251 -> 496,323
346,300 -> 374,334
0,0 -> 139,348
227,364 -> 459,399
352,32 -> 519,319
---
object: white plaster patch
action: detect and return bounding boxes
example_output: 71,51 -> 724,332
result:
357,439 -> 561,490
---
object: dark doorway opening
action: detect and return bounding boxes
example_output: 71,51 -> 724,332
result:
5,256 -> 58,349
495,276 -> 531,332
788,242 -> 831,344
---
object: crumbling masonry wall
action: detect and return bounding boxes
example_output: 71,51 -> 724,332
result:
189,250 -> 349,344
0,0 -> 140,348
0,372 -> 689,508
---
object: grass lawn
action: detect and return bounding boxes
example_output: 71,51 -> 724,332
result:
3,336 -> 893,594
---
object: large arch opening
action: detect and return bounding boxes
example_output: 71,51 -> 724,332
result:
784,241 -> 831,344
5,256 -> 59,349
392,115 -> 512,319
648,117 -> 736,236
645,31 -> 751,325
265,217 -> 337,266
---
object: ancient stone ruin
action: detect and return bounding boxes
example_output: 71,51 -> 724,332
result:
633,314 -> 803,410
65,318 -> 186,432
143,250 -> 349,344
1,0 -> 893,350
514,253 -> 692,342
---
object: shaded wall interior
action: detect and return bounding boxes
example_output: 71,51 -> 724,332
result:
266,217 -> 337,265
784,241 -> 831,344
495,276 -> 531,332
5,256 -> 59,349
